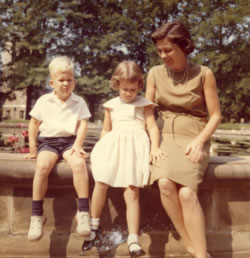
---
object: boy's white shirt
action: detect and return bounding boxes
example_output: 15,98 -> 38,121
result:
29,91 -> 91,137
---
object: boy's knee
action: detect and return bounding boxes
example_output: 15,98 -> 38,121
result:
35,162 -> 52,177
70,157 -> 87,171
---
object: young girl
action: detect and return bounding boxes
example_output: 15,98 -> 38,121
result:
82,60 -> 165,257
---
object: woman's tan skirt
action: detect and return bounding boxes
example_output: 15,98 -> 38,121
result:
150,111 -> 210,192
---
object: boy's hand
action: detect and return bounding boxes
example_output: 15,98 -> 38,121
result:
70,145 -> 89,158
24,153 -> 37,159
24,146 -> 37,159
150,148 -> 167,164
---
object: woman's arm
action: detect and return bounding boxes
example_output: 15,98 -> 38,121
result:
199,68 -> 222,142
185,68 -> 222,162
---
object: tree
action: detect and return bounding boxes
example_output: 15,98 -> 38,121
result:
1,0 -> 249,121
176,0 -> 250,121
57,0 -> 181,120
0,0 -> 63,119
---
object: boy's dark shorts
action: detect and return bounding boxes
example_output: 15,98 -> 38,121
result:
38,136 -> 76,159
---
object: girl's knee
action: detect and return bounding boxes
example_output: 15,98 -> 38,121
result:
95,182 -> 109,192
158,178 -> 176,196
124,186 -> 139,203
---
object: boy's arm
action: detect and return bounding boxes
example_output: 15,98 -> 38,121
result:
71,119 -> 89,157
100,108 -> 112,138
144,105 -> 166,164
25,117 -> 41,159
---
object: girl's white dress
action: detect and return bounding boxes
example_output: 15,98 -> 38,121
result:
90,96 -> 153,187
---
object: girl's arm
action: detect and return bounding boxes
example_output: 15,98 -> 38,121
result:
144,105 -> 166,164
25,117 -> 41,159
185,69 -> 222,163
100,108 -> 112,138
71,119 -> 89,157
145,69 -> 156,102
145,70 -> 166,163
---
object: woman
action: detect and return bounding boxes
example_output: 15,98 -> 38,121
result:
145,21 -> 221,258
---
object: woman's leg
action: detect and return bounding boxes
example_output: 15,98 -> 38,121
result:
158,178 -> 195,256
179,186 -> 207,258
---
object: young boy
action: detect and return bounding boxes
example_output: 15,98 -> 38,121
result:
26,56 -> 91,241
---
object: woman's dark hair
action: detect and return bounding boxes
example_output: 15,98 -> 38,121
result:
151,21 -> 195,55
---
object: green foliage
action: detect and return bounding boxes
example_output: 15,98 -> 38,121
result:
218,123 -> 250,130
178,0 -> 250,121
0,0 -> 62,90
0,0 -> 249,121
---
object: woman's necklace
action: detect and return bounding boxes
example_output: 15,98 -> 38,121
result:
167,60 -> 189,87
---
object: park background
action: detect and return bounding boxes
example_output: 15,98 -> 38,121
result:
0,2 -> 250,257
0,0 -> 249,124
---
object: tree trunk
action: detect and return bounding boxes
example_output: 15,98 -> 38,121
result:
25,85 -> 33,120
85,95 -> 96,122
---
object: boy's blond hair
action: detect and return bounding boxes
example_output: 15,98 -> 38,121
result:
48,56 -> 74,76
110,60 -> 144,91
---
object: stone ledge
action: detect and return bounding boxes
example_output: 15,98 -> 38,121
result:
1,153 -> 250,257
0,153 -> 250,186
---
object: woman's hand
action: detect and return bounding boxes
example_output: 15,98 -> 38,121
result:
150,148 -> 167,164
185,138 -> 205,163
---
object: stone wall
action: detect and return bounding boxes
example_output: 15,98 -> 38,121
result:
0,153 -> 250,258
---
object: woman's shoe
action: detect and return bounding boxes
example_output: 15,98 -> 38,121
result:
128,242 -> 145,257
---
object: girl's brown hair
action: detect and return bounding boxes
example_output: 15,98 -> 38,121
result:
110,60 -> 144,90
151,21 -> 195,55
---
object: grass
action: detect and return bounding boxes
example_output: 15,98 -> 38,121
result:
0,120 -> 29,124
218,123 -> 250,130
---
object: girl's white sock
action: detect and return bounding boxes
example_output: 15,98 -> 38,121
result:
127,234 -> 141,252
85,218 -> 100,241
91,217 -> 100,230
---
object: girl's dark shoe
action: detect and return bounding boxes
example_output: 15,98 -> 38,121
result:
81,228 -> 100,251
128,242 -> 145,257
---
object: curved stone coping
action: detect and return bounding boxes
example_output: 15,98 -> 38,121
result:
0,153 -> 250,186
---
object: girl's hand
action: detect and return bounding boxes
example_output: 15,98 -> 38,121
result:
150,148 -> 167,164
185,138 -> 205,163
70,145 -> 89,158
